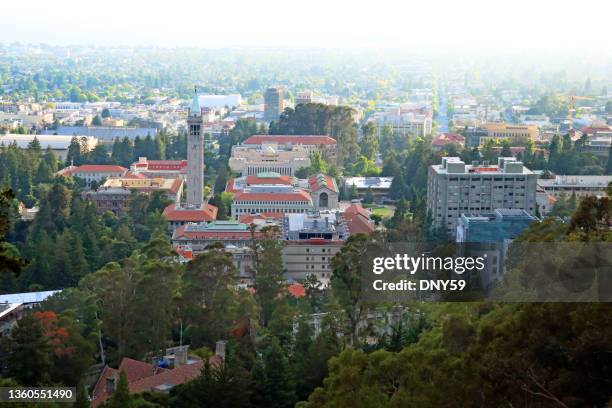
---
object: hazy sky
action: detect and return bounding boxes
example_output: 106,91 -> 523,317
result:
3,0 -> 611,53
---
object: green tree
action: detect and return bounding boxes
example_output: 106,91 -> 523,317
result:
91,115 -> 103,126
0,313 -> 52,385
106,371 -> 133,408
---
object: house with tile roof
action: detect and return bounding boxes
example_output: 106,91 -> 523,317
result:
91,346 -> 223,407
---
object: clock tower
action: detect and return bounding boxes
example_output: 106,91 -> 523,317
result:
186,87 -> 204,208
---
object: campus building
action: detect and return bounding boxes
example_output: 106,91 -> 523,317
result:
456,209 -> 538,288
427,157 -> 537,236
281,211 -> 348,284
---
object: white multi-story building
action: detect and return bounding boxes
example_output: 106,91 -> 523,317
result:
427,157 -> 537,236
369,108 -> 432,137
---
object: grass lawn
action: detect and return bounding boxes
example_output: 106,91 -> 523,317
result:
371,206 -> 394,219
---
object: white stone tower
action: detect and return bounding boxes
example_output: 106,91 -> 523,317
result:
186,88 -> 204,208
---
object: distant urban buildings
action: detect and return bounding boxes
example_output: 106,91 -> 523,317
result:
482,123 -> 538,145
0,134 -> 98,160
264,87 -> 284,122
198,94 -> 242,109
369,107 -> 432,137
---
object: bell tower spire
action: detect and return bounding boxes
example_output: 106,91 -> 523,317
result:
186,86 -> 204,207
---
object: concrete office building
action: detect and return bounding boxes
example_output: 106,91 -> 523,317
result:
264,87 -> 284,121
427,157 -> 537,236
281,211 -> 348,284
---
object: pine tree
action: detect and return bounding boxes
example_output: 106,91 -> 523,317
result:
261,337 -> 296,408
107,371 -> 133,408
1,313 -> 52,385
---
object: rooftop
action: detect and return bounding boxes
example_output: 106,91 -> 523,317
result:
243,135 -> 337,146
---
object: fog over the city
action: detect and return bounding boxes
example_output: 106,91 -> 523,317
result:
2,0 -> 611,54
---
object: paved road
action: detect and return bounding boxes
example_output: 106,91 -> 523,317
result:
435,81 -> 449,134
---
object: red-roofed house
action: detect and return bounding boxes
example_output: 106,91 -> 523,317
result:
91,351 -> 223,407
163,203 -> 218,233
432,133 -> 465,151
58,164 -> 128,183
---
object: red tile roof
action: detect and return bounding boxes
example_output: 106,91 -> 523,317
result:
61,164 -> 128,176
245,175 -> 294,185
239,212 -> 285,223
344,203 -> 370,219
91,356 -> 221,407
243,135 -> 336,146
162,203 -> 218,222
432,133 -> 465,146
233,191 -> 312,203
287,283 -> 306,298
308,174 -> 338,193
343,204 -> 375,235
173,226 -> 263,241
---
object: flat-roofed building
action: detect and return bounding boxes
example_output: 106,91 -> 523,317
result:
456,209 -> 538,288
130,157 -> 188,179
427,157 -> 537,236
281,211 -> 348,284
537,175 -> 612,199
343,177 -> 394,202
87,177 -> 184,216
264,87 -> 284,121
369,108 -> 432,137
171,220 -> 276,280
